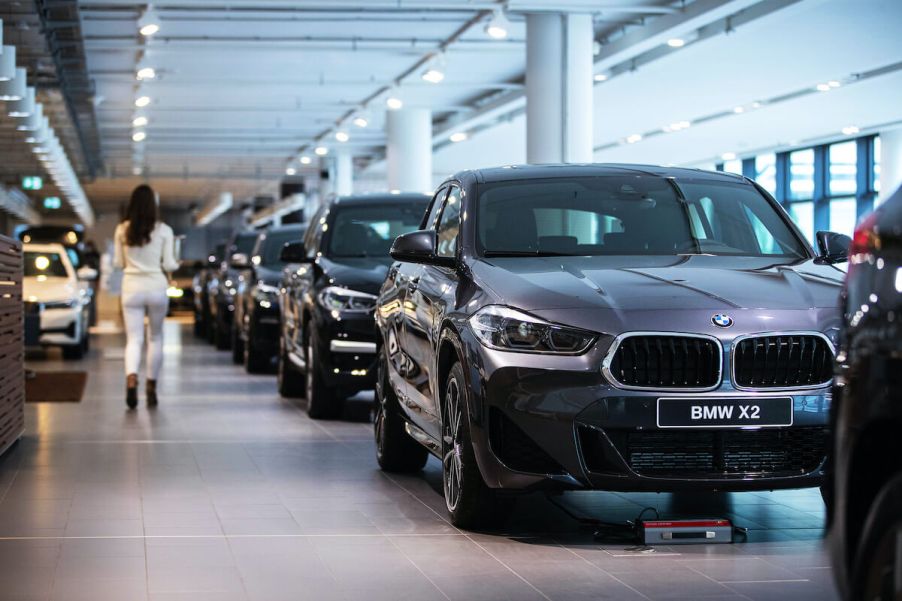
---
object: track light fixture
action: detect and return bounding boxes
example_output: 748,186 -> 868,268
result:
138,5 -> 160,37
0,67 -> 25,101
485,9 -> 510,39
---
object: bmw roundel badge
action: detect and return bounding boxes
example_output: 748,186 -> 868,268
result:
712,314 -> 733,328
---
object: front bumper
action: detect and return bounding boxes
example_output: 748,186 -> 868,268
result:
459,328 -> 830,493
37,306 -> 83,346
311,308 -> 378,392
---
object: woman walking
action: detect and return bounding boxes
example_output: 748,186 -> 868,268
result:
114,184 -> 180,408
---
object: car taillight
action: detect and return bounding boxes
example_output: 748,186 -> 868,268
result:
849,212 -> 879,257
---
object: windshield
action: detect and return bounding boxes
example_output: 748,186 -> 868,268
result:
233,234 -> 257,256
327,204 -> 426,258
25,251 -> 69,278
477,176 -> 807,258
261,229 -> 305,266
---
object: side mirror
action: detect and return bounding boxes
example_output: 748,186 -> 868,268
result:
279,241 -> 311,264
76,266 -> 98,281
390,230 -> 455,267
230,253 -> 250,268
815,231 -> 851,264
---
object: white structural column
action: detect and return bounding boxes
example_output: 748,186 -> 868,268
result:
878,128 -> 902,201
525,12 -> 594,164
386,107 -> 432,192
334,149 -> 354,197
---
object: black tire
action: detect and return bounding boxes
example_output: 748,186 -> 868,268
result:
442,361 -> 503,529
244,321 -> 271,374
231,320 -> 244,364
374,349 -> 428,473
851,473 -> 902,601
277,336 -> 305,398
305,333 -> 342,419
62,342 -> 84,360
214,310 -> 231,350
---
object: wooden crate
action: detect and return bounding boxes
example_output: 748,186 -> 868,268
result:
0,236 -> 24,456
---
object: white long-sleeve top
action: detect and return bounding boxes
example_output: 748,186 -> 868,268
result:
114,221 -> 180,294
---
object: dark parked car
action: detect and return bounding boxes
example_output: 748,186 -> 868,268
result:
374,164 -> 848,528
194,243 -> 224,339
277,193 -> 430,418
828,186 -> 901,601
232,224 -> 307,373
210,232 -> 258,350
167,261 -> 202,312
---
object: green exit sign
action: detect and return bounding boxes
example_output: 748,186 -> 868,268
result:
22,176 -> 42,191
43,197 -> 61,210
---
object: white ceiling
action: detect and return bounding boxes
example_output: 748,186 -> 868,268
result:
73,0 -> 902,215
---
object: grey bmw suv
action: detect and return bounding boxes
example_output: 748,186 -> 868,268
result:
374,164 -> 848,528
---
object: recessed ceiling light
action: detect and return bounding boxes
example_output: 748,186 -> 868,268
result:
842,126 -> 860,136
816,83 -> 831,92
132,131 -> 146,142
314,146 -> 328,156
135,96 -> 151,107
286,167 -> 296,176
721,152 -> 736,160
386,96 -> 403,110
593,73 -> 607,82
751,101 -> 762,109
389,189 -> 401,194
136,67 -> 156,80
449,131 -> 468,143
626,134 -> 642,144
421,68 -> 445,84
132,116 -> 148,127
828,80 -> 841,88
733,106 -> 744,114
335,131 -> 349,142
352,116 -> 368,128
667,38 -> 685,48
299,155 -> 312,165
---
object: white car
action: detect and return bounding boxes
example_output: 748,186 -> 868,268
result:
23,243 -> 96,359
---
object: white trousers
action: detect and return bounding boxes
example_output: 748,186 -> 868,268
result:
122,287 -> 169,379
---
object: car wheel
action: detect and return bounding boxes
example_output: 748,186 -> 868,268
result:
374,350 -> 428,473
851,473 -> 902,601
214,311 -> 230,350
305,334 -> 341,419
277,337 -> 305,398
244,321 -> 270,374
231,321 -> 244,364
442,361 -> 502,529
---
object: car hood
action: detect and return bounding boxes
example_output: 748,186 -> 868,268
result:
23,276 -> 77,303
320,256 -> 393,296
472,254 -> 844,316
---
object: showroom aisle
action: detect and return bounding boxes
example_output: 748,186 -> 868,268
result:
1,321 -> 838,601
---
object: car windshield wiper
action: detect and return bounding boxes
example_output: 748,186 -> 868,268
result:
483,250 -> 581,257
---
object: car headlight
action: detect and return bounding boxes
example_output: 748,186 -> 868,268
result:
43,299 -> 76,310
166,286 -> 185,299
317,286 -> 377,313
255,282 -> 280,306
468,305 -> 596,354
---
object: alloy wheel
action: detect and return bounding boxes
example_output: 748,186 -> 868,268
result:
306,341 -> 314,401
442,376 -> 463,512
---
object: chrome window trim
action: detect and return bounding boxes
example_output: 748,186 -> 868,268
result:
729,331 -> 835,392
600,331 -> 724,392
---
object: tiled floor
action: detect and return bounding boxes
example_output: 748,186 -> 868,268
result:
2,319 -> 840,600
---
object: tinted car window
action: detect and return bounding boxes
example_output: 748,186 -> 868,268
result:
233,234 -> 257,256
260,229 -> 305,266
436,187 -> 461,258
328,204 -> 426,258
477,176 -> 807,258
422,187 -> 448,230
25,251 -> 69,277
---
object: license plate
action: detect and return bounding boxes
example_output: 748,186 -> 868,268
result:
656,397 -> 793,428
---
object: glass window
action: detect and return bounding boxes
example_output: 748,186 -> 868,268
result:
755,154 -> 777,195
829,141 -> 857,196
788,149 -> 815,200
422,187 -> 448,230
874,136 -> 882,198
476,176 -> 807,258
25,251 -> 69,278
787,202 -> 814,243
261,227 -> 307,266
327,203 -> 428,258
722,160 -> 743,175
829,197 -> 857,238
435,188 -> 461,258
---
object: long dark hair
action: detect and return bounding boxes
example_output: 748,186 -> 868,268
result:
124,184 -> 158,247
